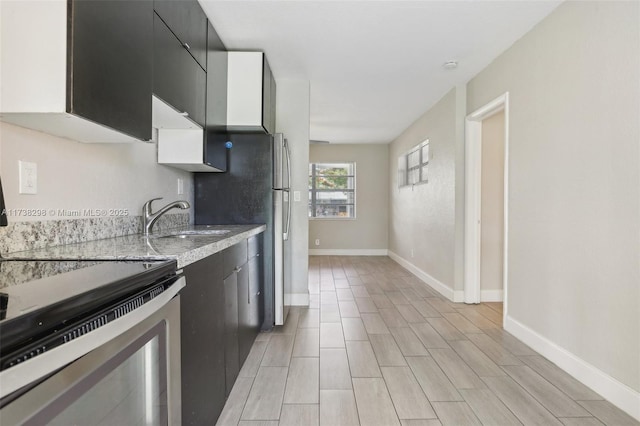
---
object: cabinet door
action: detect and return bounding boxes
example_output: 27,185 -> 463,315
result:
269,71 -> 277,134
69,0 -> 152,141
203,22 -> 228,171
223,240 -> 248,278
236,265 -> 252,366
260,55 -> 277,134
181,253 -> 225,425
223,271 -> 240,396
248,255 -> 264,333
262,56 -> 272,134
153,12 -> 206,128
153,0 -> 207,70
205,22 -> 227,133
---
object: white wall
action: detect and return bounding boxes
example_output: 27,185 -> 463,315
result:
467,0 -> 639,405
480,111 -> 505,293
388,87 -> 466,298
276,80 -> 310,305
0,122 -> 193,222
309,143 -> 388,253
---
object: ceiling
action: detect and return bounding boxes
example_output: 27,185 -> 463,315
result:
199,1 -> 561,144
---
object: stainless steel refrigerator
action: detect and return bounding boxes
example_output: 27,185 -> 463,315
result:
194,133 -> 291,329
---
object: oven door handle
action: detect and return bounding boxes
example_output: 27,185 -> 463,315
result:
0,276 -> 185,400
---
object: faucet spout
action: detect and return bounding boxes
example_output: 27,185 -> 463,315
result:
143,198 -> 190,235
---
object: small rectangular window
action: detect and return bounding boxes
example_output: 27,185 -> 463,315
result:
398,139 -> 429,188
308,162 -> 356,219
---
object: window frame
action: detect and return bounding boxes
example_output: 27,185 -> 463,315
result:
308,162 -> 356,220
398,139 -> 429,188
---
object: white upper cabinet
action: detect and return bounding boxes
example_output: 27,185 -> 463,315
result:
226,52 -> 276,134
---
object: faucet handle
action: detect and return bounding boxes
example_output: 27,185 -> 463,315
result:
143,197 -> 163,214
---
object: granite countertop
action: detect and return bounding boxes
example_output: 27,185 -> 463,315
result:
2,224 -> 266,269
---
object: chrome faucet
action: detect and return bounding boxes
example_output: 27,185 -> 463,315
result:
142,198 -> 190,235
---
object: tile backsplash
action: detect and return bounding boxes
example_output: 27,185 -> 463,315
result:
0,213 -> 189,255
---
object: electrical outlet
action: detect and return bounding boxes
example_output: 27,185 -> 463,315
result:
315,239 -> 320,246
19,161 -> 37,194
177,178 -> 184,195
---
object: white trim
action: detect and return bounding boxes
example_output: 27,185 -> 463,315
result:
464,92 -> 510,327
388,251 -> 464,302
308,249 -> 388,256
287,293 -> 310,306
480,289 -> 503,302
505,315 -> 640,422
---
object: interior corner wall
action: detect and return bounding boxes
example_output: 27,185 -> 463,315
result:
467,0 -> 639,396
309,143 -> 389,253
388,87 -> 463,296
275,79 -> 310,305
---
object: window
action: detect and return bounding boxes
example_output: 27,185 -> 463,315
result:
309,162 -> 356,218
398,139 -> 429,188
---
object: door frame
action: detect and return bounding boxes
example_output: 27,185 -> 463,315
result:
464,92 -> 510,324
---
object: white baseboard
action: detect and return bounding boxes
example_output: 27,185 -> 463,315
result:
481,289 -> 503,302
388,251 -> 463,302
309,249 -> 389,256
287,293 -> 310,306
505,315 -> 640,422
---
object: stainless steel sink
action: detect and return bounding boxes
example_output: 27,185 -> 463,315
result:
174,230 -> 231,236
156,229 -> 231,239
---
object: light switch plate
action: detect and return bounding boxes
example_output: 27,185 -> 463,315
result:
19,161 -> 37,194
294,191 -> 301,202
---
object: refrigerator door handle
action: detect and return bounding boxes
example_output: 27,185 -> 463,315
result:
284,190 -> 291,241
283,139 -> 292,241
272,134 -> 283,189
284,138 -> 292,190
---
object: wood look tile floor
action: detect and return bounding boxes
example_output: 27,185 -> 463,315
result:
216,256 -> 638,426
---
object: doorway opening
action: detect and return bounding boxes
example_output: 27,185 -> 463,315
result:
464,92 -> 509,326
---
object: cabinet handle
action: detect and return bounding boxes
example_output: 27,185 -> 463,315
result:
256,253 -> 260,257
256,291 -> 261,296
234,266 -> 242,273
183,42 -> 191,50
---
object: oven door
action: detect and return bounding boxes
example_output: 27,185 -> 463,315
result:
0,281 -> 183,426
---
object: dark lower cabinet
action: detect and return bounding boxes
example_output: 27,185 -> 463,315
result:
222,234 -> 264,396
223,270 -> 240,397
244,237 -> 264,360
181,233 -> 265,423
237,259 -> 255,365
181,252 -> 225,426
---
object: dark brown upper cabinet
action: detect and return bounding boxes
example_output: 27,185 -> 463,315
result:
154,0 -> 208,71
0,0 -> 153,143
69,0 -> 154,141
203,22 -> 229,171
206,22 -> 228,134
153,12 -> 206,129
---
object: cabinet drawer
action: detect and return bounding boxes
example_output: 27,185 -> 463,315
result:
248,234 -> 262,259
223,241 -> 248,277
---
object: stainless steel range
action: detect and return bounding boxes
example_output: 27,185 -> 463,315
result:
0,260 -> 184,426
